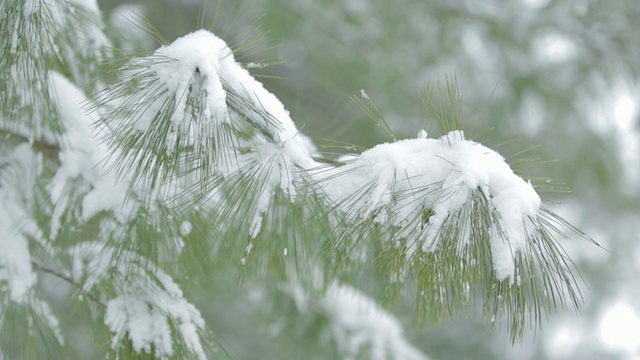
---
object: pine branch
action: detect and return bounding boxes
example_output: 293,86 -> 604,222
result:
1,0 -> 601,357
30,260 -> 107,309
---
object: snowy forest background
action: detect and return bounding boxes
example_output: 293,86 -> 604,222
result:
2,0 -> 640,359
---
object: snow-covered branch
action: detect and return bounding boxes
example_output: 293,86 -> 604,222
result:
0,1 -> 592,357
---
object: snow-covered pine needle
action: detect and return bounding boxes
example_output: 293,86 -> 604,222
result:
0,131 -> 65,354
278,279 -> 430,360
320,282 -> 430,360
315,125 -> 583,342
0,0 -> 67,139
70,242 -> 222,360
92,30 -> 317,204
197,152 -> 329,282
0,0 -> 111,140
1,1 -> 598,354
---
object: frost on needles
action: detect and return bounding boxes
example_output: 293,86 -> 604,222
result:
1,8 -> 587,357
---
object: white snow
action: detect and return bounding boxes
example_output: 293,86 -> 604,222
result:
152,30 -> 230,131
135,30 -> 321,238
317,130 -> 541,281
0,195 -> 38,303
180,221 -> 192,236
0,133 -> 63,344
71,242 -> 207,359
105,294 -> 206,359
23,0 -> 63,23
0,197 -> 64,344
320,282 -> 429,360
148,30 -> 317,169
47,72 -> 133,234
70,0 -> 100,13
104,30 -> 319,236
67,0 -> 112,66
0,142 -> 45,303
30,297 -> 65,344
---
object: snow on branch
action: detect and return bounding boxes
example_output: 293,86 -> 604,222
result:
92,30 -> 317,201
88,29 -> 583,341
0,10 -> 588,354
320,282 -> 430,360
314,126 -> 582,340
0,178 -> 38,304
89,30 -> 326,253
318,130 -> 541,282
70,242 -> 209,359
0,0 -> 110,138
47,71 -> 135,227
42,71 -> 213,358
0,139 -> 64,345
279,279 -> 429,360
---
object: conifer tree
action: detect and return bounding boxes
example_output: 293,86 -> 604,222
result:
0,0 -> 597,358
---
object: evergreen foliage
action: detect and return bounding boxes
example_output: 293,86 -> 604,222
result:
0,0 -> 599,358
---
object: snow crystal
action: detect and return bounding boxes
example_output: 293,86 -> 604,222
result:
245,142 -> 303,238
317,130 -> 541,281
47,72 -> 102,171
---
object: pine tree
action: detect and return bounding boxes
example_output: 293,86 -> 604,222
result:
0,1 -> 597,358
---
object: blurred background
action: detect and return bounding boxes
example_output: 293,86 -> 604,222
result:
98,0 -> 640,358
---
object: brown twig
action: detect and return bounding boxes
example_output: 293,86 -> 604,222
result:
31,261 -> 107,309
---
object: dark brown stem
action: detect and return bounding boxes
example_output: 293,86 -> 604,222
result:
31,261 -> 107,309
